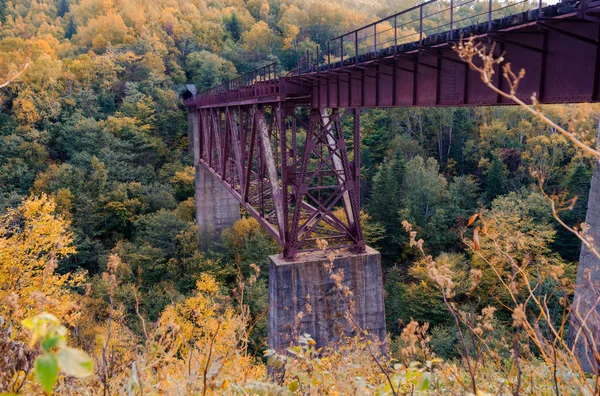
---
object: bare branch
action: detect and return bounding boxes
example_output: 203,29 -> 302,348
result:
0,62 -> 29,89
454,36 -> 600,161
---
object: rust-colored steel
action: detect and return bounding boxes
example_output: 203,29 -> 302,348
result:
186,0 -> 600,257
195,104 -> 364,258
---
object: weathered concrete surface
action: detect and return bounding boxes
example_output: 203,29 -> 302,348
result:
571,150 -> 600,372
195,165 -> 241,236
190,111 -> 240,237
268,247 -> 386,351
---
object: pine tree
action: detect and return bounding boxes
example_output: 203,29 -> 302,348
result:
368,161 -> 399,232
383,266 -> 408,335
0,0 -> 7,23
368,161 -> 402,263
57,0 -> 69,17
360,148 -> 374,204
565,161 -> 592,219
554,162 -> 592,260
391,150 -> 406,187
65,17 -> 77,39
227,13 -> 242,42
486,158 -> 506,202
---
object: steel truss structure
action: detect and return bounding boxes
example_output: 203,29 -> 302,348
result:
186,0 -> 600,258
191,105 -> 364,258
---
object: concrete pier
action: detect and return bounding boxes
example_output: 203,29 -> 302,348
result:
189,111 -> 240,237
571,131 -> 600,372
195,164 -> 240,236
268,246 -> 386,351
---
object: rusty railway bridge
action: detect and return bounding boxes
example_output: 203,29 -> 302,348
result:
185,0 -> 600,259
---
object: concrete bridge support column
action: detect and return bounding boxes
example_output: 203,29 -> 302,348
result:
571,128 -> 600,372
190,110 -> 240,238
268,247 -> 386,351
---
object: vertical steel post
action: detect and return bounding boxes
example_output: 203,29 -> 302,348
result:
352,108 -> 365,251
328,41 -> 331,69
306,49 -> 310,72
394,15 -> 398,50
340,37 -> 344,65
227,108 -> 244,193
223,108 -> 229,182
277,104 -> 289,251
243,108 -> 256,203
450,0 -> 454,40
208,110 -> 213,168
488,0 -> 493,30
374,24 -> 377,53
355,31 -> 359,64
196,110 -> 202,163
353,109 -> 360,200
419,5 -> 423,46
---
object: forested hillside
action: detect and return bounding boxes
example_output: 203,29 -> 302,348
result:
1,0 -> 599,394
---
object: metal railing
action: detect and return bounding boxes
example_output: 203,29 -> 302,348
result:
297,0 -> 545,74
193,63 -> 278,107
190,0 -> 550,104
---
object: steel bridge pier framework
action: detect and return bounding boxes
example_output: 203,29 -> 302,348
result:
189,103 -> 386,350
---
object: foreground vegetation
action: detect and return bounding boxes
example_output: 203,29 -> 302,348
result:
1,193 -> 598,394
0,0 -> 599,394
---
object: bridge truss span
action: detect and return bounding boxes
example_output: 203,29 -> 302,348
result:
191,104 -> 365,258
186,0 -> 600,258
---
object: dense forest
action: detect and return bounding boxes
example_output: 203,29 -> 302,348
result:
0,0 -> 599,394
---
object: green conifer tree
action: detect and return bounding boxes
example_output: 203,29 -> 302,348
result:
227,13 -> 242,42
65,17 -> 76,39
57,0 -> 69,17
368,160 -> 402,263
391,150 -> 406,187
383,266 -> 408,335
486,158 -> 507,202
368,161 -> 399,232
565,162 -> 592,218
554,162 -> 592,260
0,0 -> 7,23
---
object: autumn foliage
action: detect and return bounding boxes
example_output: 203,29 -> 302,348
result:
0,0 -> 599,394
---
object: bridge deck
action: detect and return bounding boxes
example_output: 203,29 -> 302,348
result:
185,0 -> 600,110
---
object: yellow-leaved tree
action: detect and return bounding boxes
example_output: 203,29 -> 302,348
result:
0,194 -> 85,338
88,273 -> 266,395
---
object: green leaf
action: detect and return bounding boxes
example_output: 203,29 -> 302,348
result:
418,376 -> 430,391
35,353 -> 59,395
41,333 -> 67,352
41,336 -> 60,351
57,347 -> 93,378
288,380 -> 299,392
